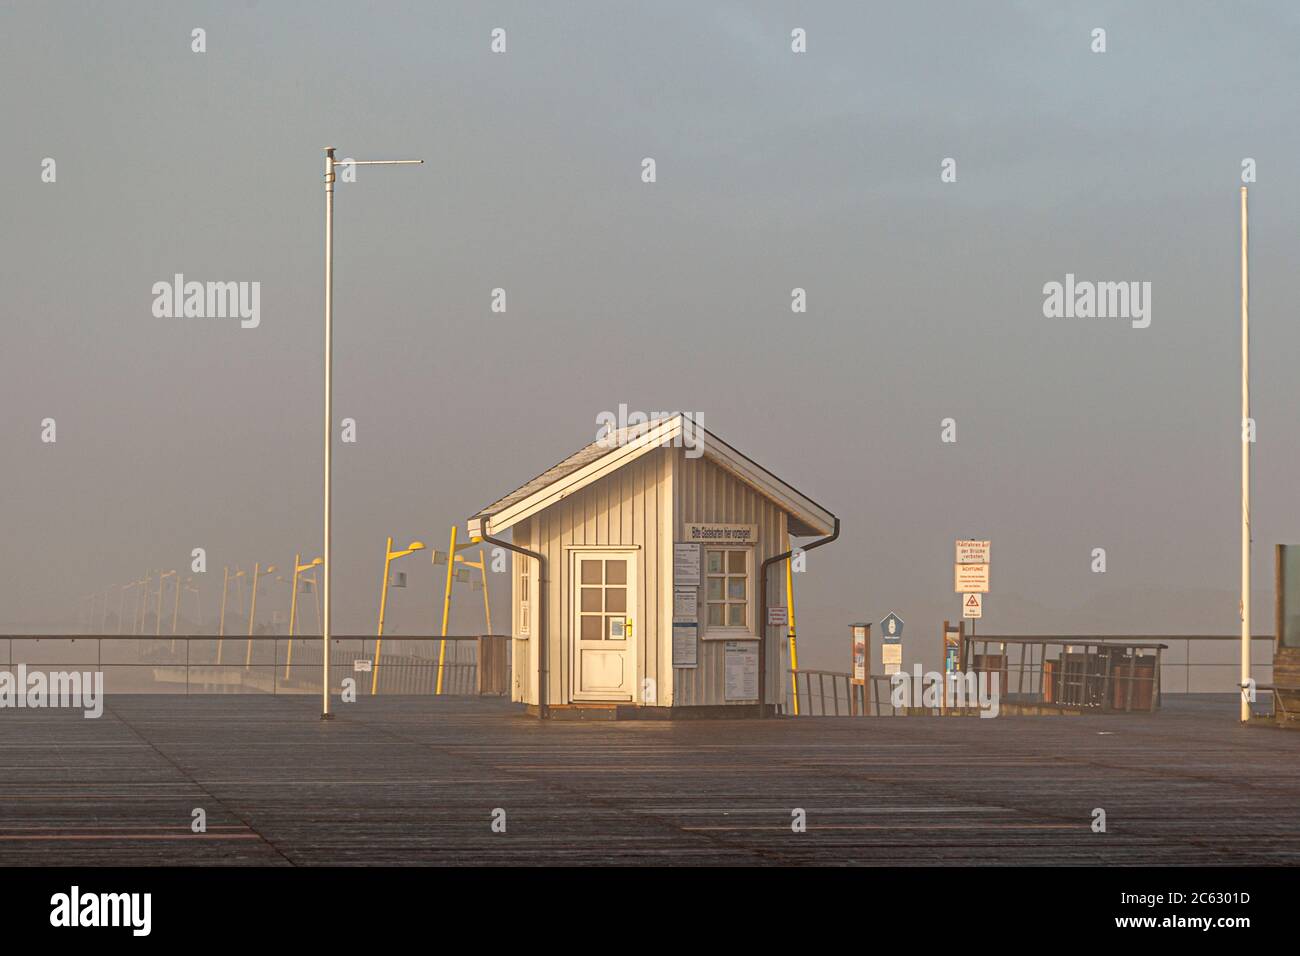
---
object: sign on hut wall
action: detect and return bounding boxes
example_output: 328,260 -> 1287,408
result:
685,523 -> 758,546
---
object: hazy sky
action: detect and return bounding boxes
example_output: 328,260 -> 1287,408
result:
3,1 -> 1299,670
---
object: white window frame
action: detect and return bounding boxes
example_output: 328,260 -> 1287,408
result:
701,545 -> 756,641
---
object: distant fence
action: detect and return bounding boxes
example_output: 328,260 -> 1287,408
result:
976,634 -> 1273,697
967,636 -> 1165,711
782,635 -> 1276,717
0,635 -> 511,696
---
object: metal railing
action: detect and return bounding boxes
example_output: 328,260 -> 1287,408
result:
976,634 -> 1275,700
784,670 -> 899,716
0,635 -> 511,696
1158,635 -> 1272,694
783,635 -> 1239,716
966,636 -> 1165,712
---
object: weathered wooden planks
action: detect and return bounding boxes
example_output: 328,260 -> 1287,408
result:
0,695 -> 1297,866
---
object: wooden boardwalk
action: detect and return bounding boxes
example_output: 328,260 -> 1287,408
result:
1,695 -> 1297,866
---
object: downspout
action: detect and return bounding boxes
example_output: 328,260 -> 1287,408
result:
759,517 -> 840,717
478,519 -> 547,716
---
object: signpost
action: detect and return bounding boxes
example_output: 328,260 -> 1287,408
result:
955,539 -> 990,658
879,612 -> 903,676
850,623 -> 870,715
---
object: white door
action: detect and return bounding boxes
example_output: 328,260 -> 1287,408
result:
571,551 -> 636,701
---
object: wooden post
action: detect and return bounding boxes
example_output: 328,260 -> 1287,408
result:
865,624 -> 873,715
941,620 -> 963,714
1278,545 -> 1286,663
941,620 -> 948,715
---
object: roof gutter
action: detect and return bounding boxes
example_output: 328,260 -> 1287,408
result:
476,519 -> 547,716
758,517 -> 840,717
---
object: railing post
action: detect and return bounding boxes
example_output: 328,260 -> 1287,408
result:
1152,647 -> 1162,712
1040,642 -> 1047,699
1125,645 -> 1137,712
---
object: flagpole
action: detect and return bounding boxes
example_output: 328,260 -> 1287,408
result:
319,148 -> 422,719
1240,185 -> 1251,723
322,147 -> 335,719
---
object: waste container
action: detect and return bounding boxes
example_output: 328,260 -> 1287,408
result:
971,653 -> 1007,701
1110,655 -> 1157,710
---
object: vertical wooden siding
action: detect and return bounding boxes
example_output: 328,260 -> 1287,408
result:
673,449 -> 789,707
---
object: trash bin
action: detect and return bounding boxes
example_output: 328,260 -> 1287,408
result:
1110,655 -> 1156,710
971,653 -> 1007,701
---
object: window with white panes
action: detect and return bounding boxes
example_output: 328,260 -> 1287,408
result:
578,557 -> 628,641
705,548 -> 749,630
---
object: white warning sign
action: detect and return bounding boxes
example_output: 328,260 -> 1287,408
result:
954,563 -> 990,593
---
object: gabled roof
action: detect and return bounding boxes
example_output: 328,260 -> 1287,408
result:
467,414 -> 836,538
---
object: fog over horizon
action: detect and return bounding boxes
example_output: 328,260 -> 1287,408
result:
3,1 -> 1299,673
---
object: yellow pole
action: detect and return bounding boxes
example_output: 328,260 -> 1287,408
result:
479,548 -> 492,634
170,573 -> 181,649
436,526 -> 457,694
372,538 -> 394,695
217,567 -> 229,664
786,557 -> 799,716
313,571 -> 321,633
137,572 -> 149,635
246,562 -> 261,668
155,572 -> 166,637
286,553 -> 301,681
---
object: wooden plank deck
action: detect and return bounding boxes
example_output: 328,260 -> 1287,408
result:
0,695 -> 1297,866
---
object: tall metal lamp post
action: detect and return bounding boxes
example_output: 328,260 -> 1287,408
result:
321,147 -> 423,719
1240,186 -> 1252,723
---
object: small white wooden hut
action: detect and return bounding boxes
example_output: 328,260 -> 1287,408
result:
467,414 -> 837,718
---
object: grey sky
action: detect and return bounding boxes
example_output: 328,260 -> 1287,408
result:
3,1 -> 1299,670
